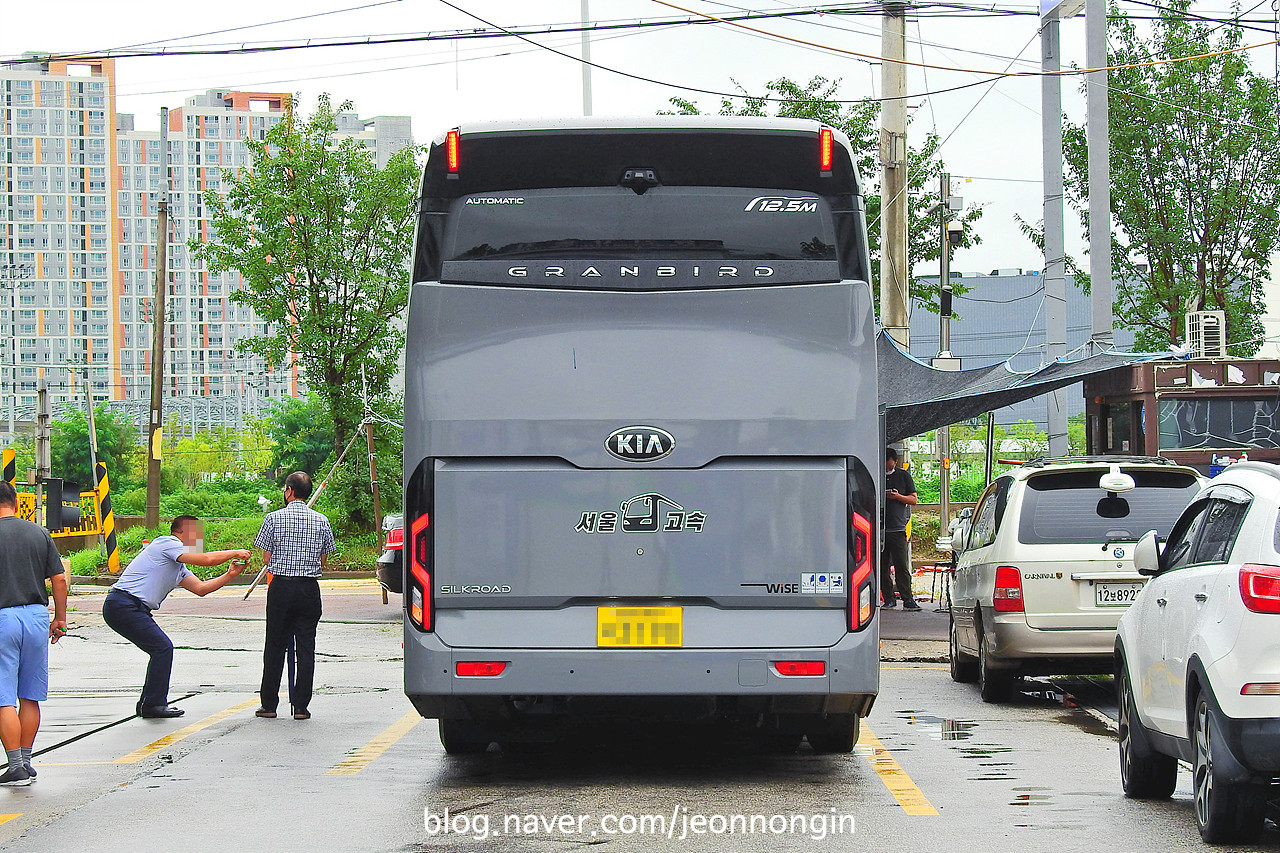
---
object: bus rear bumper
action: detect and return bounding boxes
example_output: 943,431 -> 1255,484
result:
404,626 -> 879,723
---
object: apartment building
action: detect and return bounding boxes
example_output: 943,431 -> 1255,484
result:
1,55 -> 413,437
0,56 -> 118,428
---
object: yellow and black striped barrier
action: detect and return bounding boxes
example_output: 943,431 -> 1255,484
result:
1,448 -> 14,487
95,463 -> 120,574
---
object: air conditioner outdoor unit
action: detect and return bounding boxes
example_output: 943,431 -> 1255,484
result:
1186,310 -> 1226,358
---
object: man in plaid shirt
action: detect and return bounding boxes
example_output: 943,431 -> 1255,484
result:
253,471 -> 336,720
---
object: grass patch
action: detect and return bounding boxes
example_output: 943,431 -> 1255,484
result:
66,517 -> 380,579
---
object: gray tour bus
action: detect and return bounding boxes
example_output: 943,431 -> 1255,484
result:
402,117 -> 881,754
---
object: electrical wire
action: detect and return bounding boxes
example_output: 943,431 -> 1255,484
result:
652,0 -> 1280,77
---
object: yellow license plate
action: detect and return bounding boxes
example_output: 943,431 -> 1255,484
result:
597,606 -> 683,648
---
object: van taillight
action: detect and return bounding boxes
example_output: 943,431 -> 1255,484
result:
385,525 -> 404,551
1240,564 -> 1280,613
456,661 -> 506,677
850,510 -> 874,630
409,513 -> 433,630
993,566 -> 1024,612
819,127 -> 834,173
446,130 -> 460,173
774,661 -> 825,677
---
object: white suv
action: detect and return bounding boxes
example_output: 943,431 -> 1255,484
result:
1115,461 -> 1280,844
950,457 -> 1203,703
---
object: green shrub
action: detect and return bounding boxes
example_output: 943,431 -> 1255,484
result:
68,549 -> 105,576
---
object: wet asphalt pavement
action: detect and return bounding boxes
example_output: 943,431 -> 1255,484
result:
0,583 -> 1271,853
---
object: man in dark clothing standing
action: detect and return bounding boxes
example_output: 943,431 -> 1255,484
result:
254,472 -> 335,721
881,447 -> 921,611
0,481 -> 68,785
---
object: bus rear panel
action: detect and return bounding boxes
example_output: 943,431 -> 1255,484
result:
403,118 -> 880,751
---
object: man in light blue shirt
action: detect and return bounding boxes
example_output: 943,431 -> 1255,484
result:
103,515 -> 251,718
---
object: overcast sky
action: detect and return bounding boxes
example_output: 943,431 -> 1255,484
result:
4,0 -> 1277,280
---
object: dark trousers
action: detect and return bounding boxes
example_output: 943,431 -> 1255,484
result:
260,576 -> 322,712
881,529 -> 915,606
102,589 -> 173,709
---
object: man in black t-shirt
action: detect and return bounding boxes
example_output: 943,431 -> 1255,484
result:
881,448 -> 920,611
0,481 -> 68,785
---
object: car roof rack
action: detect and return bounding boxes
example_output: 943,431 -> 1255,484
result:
1018,455 -> 1176,469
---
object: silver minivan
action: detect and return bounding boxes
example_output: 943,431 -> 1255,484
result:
949,457 -> 1203,702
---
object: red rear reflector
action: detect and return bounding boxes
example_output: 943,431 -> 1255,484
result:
385,525 -> 404,550
774,661 -> 825,677
1240,564 -> 1280,613
1241,682 -> 1280,695
446,130 -> 460,173
819,127 -> 834,172
456,661 -> 506,677
994,566 -> 1024,612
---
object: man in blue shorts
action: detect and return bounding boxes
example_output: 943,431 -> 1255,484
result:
103,515 -> 250,719
0,480 -> 69,786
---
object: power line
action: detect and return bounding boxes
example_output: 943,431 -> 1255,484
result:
81,0 -> 409,56
653,0 -> 1279,78
0,6 -> 893,65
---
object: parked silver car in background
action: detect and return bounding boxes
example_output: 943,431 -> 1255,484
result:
950,456 -> 1203,702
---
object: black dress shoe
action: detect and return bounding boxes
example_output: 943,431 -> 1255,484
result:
139,705 -> 185,718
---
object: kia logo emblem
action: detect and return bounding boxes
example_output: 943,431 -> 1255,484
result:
605,426 -> 674,462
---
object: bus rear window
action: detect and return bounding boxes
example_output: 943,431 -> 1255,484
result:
446,187 -> 835,262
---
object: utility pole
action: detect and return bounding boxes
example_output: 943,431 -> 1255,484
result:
1086,0 -> 1114,352
1041,6 -> 1071,457
879,2 -> 910,347
81,367 -> 99,483
936,173 -> 954,535
580,0 -> 593,116
82,367 -> 102,550
35,378 -> 49,528
145,107 -> 170,529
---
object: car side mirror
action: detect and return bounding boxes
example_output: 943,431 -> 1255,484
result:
1134,529 -> 1162,576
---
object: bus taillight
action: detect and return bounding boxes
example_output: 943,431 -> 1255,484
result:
819,127 -> 834,174
850,510 -> 874,630
409,512 -> 433,630
446,130 -> 460,173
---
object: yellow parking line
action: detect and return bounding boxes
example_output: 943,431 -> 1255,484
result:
857,722 -> 939,816
114,699 -> 258,764
326,712 -> 421,775
0,815 -> 19,827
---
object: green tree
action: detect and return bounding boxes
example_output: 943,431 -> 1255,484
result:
191,94 -> 422,449
666,76 -> 984,313
1063,1 -> 1280,353
49,405 -> 140,490
257,393 -> 335,480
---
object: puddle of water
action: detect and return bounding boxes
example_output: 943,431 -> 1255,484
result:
893,711 -> 978,742
1010,793 -> 1052,806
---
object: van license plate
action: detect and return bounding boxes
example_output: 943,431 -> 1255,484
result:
597,607 -> 683,648
1095,582 -> 1144,607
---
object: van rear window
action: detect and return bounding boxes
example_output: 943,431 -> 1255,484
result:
1017,469 -> 1200,545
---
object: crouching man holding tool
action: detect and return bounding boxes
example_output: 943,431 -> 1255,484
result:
103,515 -> 250,719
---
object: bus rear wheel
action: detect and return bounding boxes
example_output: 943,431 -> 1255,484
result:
439,719 -> 492,755
807,715 -> 859,754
